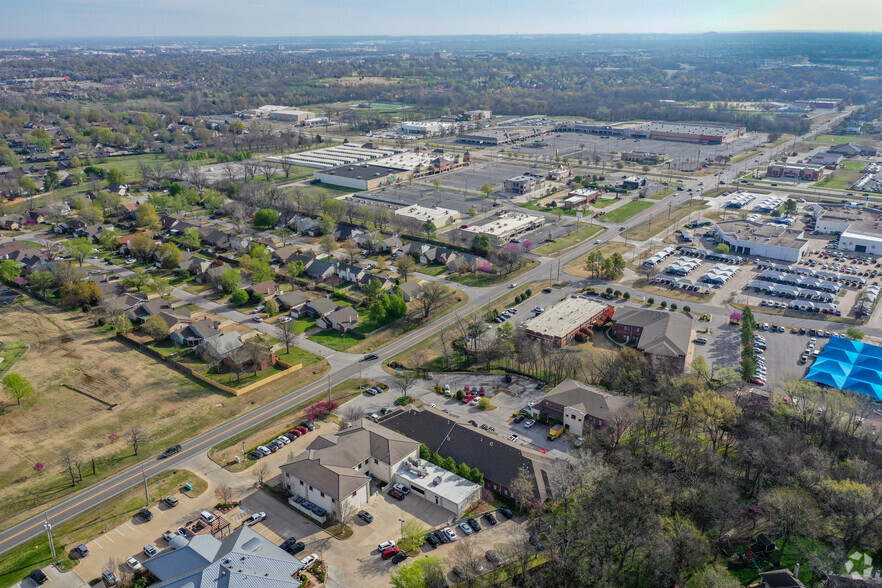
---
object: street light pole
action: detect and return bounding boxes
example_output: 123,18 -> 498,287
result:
141,465 -> 149,507
44,515 -> 56,560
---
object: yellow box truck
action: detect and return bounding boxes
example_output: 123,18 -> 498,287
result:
547,424 -> 565,441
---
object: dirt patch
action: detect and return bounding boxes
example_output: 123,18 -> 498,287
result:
0,297 -> 329,529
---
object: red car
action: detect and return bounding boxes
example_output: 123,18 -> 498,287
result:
751,378 -> 766,386
288,429 -> 303,438
382,546 -> 401,559
462,395 -> 474,404
296,426 -> 309,435
389,489 -> 405,501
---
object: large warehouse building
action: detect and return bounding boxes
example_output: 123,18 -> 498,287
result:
713,220 -> 809,262
630,121 -> 745,144
314,163 -> 411,190
523,296 -> 614,347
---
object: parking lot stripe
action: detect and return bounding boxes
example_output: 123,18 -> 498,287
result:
93,539 -> 103,549
103,534 -> 114,543
126,523 -> 136,532
116,528 -> 125,537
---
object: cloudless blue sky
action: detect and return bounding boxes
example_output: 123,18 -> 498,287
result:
1,0 -> 879,39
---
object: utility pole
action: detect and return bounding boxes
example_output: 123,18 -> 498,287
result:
141,465 -> 149,507
44,515 -> 56,560
327,376 -> 332,403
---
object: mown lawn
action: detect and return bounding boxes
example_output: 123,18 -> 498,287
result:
308,330 -> 361,351
274,346 -> 323,367
622,200 -> 709,241
601,200 -> 655,223
534,225 -> 604,257
416,263 -> 447,276
448,259 -> 538,287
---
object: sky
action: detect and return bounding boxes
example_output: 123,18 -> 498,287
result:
1,0 -> 880,39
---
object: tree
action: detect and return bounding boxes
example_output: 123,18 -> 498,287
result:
319,234 -> 337,256
277,320 -> 297,354
128,233 -> 157,263
394,371 -> 419,399
28,269 -> 55,298
94,190 -> 122,215
342,238 -> 360,264
106,168 -> 126,186
417,282 -> 445,319
125,426 -> 146,456
230,289 -> 249,305
686,564 -> 740,588
99,227 -> 121,251
180,227 -> 202,252
399,518 -> 427,552
43,170 -> 60,191
63,238 -> 92,267
157,242 -> 182,269
362,278 -> 385,306
681,388 -> 741,453
52,261 -> 84,286
714,243 -> 730,254
0,259 -> 20,283
253,208 -> 280,228
248,259 -> 274,283
286,260 -> 305,283
390,556 -> 446,588
115,315 -> 134,334
136,202 -> 161,232
321,198 -> 347,223
472,234 -> 491,256
79,205 -> 104,225
220,269 -> 240,293
264,298 -> 279,316
760,487 -> 820,565
479,183 -> 494,197
422,220 -> 437,239
395,255 -> 415,282
141,315 -> 169,340
317,214 -> 336,235
846,327 -> 865,340
58,449 -> 78,487
3,373 -> 33,405
60,281 -> 102,307
19,176 -> 37,196
509,466 -> 537,512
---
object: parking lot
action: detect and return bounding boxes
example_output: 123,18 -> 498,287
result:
17,565 -> 87,588
435,161 -> 540,195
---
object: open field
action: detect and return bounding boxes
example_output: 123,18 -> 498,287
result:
448,259 -> 538,287
622,199 -> 709,242
730,149 -> 760,163
600,200 -> 654,223
564,242 -> 635,277
814,134 -> 874,145
0,469 -> 206,588
534,224 -> 604,257
0,297 -> 329,530
815,163 -> 864,191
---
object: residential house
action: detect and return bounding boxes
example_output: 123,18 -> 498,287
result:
0,214 -> 27,230
319,307 -> 359,333
170,319 -> 221,347
223,344 -> 277,373
125,299 -> 191,332
121,203 -> 139,220
304,297 -> 339,318
273,246 -> 315,267
382,236 -> 403,253
531,379 -> 635,433
421,247 -> 457,265
200,262 -> 236,286
333,225 -> 365,242
448,252 -> 489,274
199,227 -> 233,251
178,251 -> 211,276
54,219 -> 86,235
118,232 -> 154,255
289,216 -> 320,235
398,280 -> 424,302
305,259 -> 336,281
229,234 -> 253,252
401,242 -> 430,259
336,263 -> 368,285
142,524 -> 304,587
275,290 -> 310,315
81,224 -> 104,244
248,280 -> 280,298
611,307 -> 692,372
280,419 -> 421,520
196,331 -> 243,359
828,143 -> 878,157
379,405 -> 554,502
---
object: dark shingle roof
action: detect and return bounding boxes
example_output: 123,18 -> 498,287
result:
613,307 -> 691,357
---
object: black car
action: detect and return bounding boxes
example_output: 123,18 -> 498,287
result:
435,530 -> 450,544
452,565 -> 467,580
425,532 -> 439,548
499,507 -> 513,519
543,288 -> 552,293
28,570 -> 48,585
159,445 -> 182,459
483,512 -> 498,526
357,510 -> 374,523
285,541 -> 305,555
138,508 -> 154,522
280,537 -> 298,551
248,450 -> 264,460
391,551 -> 408,564
389,489 -> 405,501
467,518 -> 481,532
529,534 -> 545,551
513,414 -> 526,424
363,354 -> 379,361
302,421 -> 316,431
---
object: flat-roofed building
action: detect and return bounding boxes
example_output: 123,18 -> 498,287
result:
812,205 -> 882,253
400,121 -> 453,136
314,163 -> 411,190
269,108 -> 315,123
394,204 -> 461,227
460,212 -> 544,247
457,126 -> 546,146
392,458 -> 481,517
621,150 -> 666,165
766,162 -> 823,181
713,219 -> 809,262
631,121 -> 745,144
563,188 -> 599,209
522,296 -> 614,347
504,172 -> 545,195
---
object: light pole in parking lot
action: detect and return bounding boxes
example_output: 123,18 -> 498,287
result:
44,515 -> 56,560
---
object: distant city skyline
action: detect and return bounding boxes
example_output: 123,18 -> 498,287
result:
1,0 -> 880,39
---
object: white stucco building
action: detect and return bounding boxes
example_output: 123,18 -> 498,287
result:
713,220 -> 808,263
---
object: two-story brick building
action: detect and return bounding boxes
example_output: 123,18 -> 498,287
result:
611,307 -> 692,372
531,379 -> 635,433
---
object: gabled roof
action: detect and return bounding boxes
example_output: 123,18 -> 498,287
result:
199,331 -> 243,358
379,405 -> 554,500
305,260 -> 336,279
275,290 -> 310,309
249,280 -> 278,296
613,307 -> 691,357
323,307 -> 359,329
280,420 -> 419,500
305,297 -> 338,315
541,379 -> 635,422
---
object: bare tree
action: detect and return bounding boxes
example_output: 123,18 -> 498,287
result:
215,484 -> 235,505
417,282 -> 446,320
339,404 -> 366,426
58,449 -> 78,487
258,160 -> 277,182
394,371 -> 419,399
278,159 -> 296,178
277,320 -> 297,354
452,538 -> 483,582
126,426 -> 147,456
255,461 -> 271,486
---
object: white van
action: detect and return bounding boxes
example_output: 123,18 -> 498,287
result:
200,510 -> 216,524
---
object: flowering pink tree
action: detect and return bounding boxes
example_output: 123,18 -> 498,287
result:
729,311 -> 742,324
521,240 -> 532,251
305,400 -> 339,421
108,433 -> 119,442
33,462 -> 44,472
480,261 -> 492,273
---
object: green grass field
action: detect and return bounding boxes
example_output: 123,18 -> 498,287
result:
534,225 -> 604,257
448,259 -> 538,287
308,330 -> 361,351
415,264 -> 447,276
592,197 -> 619,208
622,199 -> 709,242
814,134 -> 866,145
601,200 -> 655,223
646,188 -> 674,200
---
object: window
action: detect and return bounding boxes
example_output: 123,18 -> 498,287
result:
299,480 -> 304,486
411,486 -> 425,495
374,458 -> 378,464
309,485 -> 313,490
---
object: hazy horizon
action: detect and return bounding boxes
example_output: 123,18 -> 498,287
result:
2,0 -> 881,40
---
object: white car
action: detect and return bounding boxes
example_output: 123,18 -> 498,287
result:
378,540 -> 396,552
125,258 -> 137,264
507,434 -> 519,442
277,316 -> 292,324
247,512 -> 266,524
443,527 -> 458,541
275,436 -> 290,445
523,419 -> 536,429
300,553 -> 319,568
443,384 -> 451,396
253,316 -> 264,323
126,557 -> 143,571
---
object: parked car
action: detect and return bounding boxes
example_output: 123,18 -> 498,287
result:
137,508 -> 153,522
162,530 -> 178,542
452,566 -> 467,580
247,512 -> 266,524
483,512 -> 498,526
693,337 -> 708,344
300,554 -> 319,567
392,483 -> 411,495
391,551 -> 409,564
425,532 -> 440,548
28,569 -> 48,584
125,557 -> 143,572
523,419 -> 536,428
434,530 -> 449,544
284,541 -> 305,555
513,414 -> 526,424
444,527 -> 458,541
200,510 -> 216,524
378,540 -> 396,552
467,518 -> 481,532
499,507 -> 514,519
101,570 -> 118,586
529,534 -> 545,551
301,421 -> 315,431
381,546 -> 401,560
486,549 -> 501,567
143,544 -> 158,558
164,495 -> 179,508
459,522 -> 474,535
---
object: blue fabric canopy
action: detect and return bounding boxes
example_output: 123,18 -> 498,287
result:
804,337 -> 882,401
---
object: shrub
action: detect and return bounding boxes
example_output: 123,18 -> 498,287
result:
613,290 -> 621,297
249,289 -> 264,304
647,297 -> 654,305
525,289 -> 532,296
606,287 -> 614,295
623,292 -> 631,300
670,303 -> 678,311
230,289 -> 249,305
455,390 -> 466,400
477,397 -> 491,410
660,300 -> 668,308
305,400 -> 338,420
683,305 -> 691,313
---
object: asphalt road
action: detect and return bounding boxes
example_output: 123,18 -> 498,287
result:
0,109 -> 859,556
